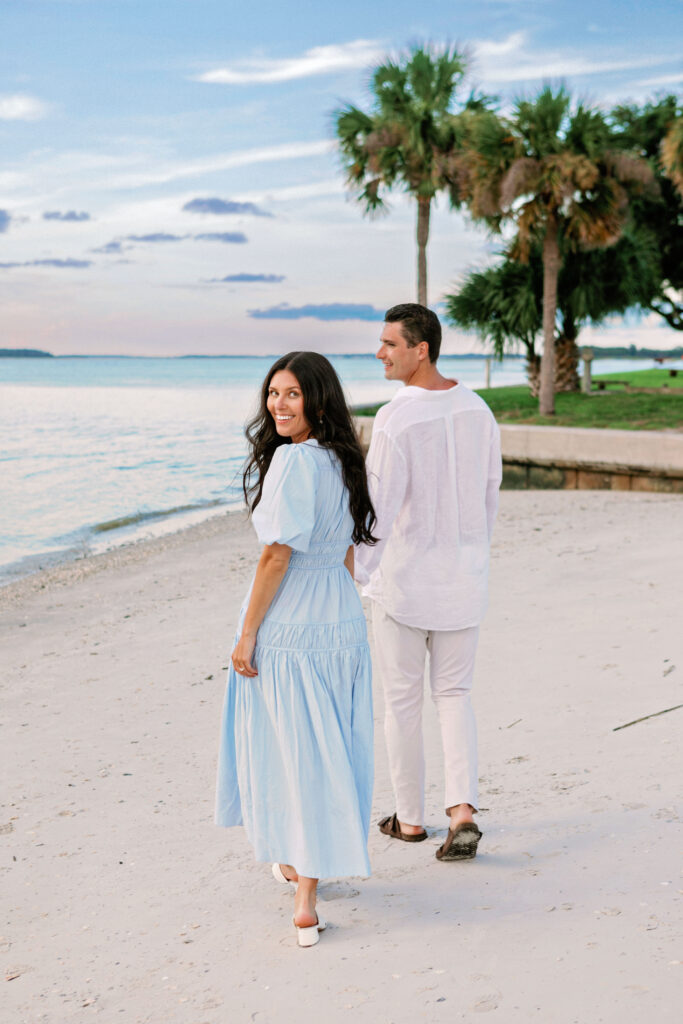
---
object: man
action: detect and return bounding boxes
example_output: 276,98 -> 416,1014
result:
355,303 -> 502,860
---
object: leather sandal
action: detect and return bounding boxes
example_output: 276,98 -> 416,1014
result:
435,821 -> 482,860
378,812 -> 428,842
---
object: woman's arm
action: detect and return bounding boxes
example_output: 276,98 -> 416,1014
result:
344,544 -> 354,578
231,542 -> 292,677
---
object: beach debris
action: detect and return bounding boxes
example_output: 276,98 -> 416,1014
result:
613,702 -> 683,731
5,965 -> 30,981
663,664 -> 675,676
0,822 -> 14,835
505,718 -> 522,729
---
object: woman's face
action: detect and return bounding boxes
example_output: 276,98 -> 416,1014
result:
267,369 -> 312,444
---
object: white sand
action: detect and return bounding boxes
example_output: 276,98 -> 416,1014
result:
2,491 -> 682,1023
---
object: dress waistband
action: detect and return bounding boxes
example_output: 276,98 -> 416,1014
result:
289,541 -> 349,570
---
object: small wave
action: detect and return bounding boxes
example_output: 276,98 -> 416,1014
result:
92,499 -> 226,534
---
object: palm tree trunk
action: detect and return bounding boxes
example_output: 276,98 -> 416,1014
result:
539,214 -> 560,415
416,197 -> 430,306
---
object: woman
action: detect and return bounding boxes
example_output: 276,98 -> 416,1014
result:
215,351 -> 377,947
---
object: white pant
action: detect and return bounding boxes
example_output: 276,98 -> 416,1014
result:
372,603 -> 479,825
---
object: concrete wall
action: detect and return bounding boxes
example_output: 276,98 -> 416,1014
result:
499,425 -> 683,476
353,417 -> 683,493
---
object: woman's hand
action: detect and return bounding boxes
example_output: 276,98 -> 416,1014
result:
231,543 -> 291,678
231,631 -> 258,677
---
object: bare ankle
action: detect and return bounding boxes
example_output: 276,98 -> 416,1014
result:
448,803 -> 475,826
281,863 -> 298,883
398,819 -> 425,835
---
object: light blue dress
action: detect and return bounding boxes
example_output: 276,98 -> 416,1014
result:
215,440 -> 373,879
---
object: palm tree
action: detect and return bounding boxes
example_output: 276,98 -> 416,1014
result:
335,45 -> 468,306
611,97 -> 683,333
661,117 -> 683,197
444,227 -> 661,394
444,87 -> 653,414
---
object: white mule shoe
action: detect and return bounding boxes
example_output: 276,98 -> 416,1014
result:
271,863 -> 296,887
293,912 -> 326,948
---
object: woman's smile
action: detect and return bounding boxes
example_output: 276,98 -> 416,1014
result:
267,369 -> 311,443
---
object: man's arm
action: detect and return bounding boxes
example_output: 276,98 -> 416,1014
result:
485,420 -> 502,542
354,427 -> 407,585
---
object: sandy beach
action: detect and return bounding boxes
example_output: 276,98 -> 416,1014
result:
2,490 -> 681,1024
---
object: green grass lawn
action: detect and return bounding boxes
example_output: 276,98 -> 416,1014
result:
593,367 -> 683,390
354,369 -> 683,431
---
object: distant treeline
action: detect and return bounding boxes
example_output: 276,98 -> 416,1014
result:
590,345 -> 683,358
1,346 -> 681,361
0,348 -> 53,358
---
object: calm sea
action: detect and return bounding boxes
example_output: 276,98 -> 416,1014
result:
0,354 -> 662,583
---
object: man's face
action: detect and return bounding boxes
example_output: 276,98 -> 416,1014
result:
376,321 -> 424,383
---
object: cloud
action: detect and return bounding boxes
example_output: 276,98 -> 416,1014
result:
93,231 -> 248,252
104,141 -> 331,190
242,180 -> 343,203
0,94 -> 48,121
183,197 -> 273,217
194,232 -> 248,244
91,240 -> 128,254
0,258 -> 92,269
195,39 -> 384,85
125,233 -> 186,243
207,273 -> 285,283
636,70 -> 683,87
248,303 -> 385,321
43,210 -> 91,222
0,210 -> 11,233
471,31 -> 670,85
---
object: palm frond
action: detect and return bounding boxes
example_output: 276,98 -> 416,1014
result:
444,258 -> 540,357
500,157 -> 542,209
661,118 -> 683,195
565,177 -> 628,249
604,149 -> 656,186
566,104 -> 610,158
514,86 -> 570,157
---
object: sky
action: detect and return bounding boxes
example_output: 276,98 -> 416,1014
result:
1,0 -> 682,356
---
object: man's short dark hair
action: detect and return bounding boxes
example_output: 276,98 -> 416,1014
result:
384,303 -> 442,363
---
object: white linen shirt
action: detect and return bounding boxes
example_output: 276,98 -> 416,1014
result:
355,382 -> 502,630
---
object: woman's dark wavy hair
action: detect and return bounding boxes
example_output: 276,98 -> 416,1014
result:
242,351 -> 377,545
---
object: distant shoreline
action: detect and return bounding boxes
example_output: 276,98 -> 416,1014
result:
2,349 -> 682,360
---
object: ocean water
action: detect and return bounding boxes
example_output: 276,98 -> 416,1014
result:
0,354 -> 663,583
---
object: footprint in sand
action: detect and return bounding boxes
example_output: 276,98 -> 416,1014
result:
474,993 -> 501,1013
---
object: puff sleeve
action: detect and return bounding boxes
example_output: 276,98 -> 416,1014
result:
251,443 -> 319,552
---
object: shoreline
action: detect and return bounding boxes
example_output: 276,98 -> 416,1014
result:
0,501 -> 239,592
0,508 -> 248,609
